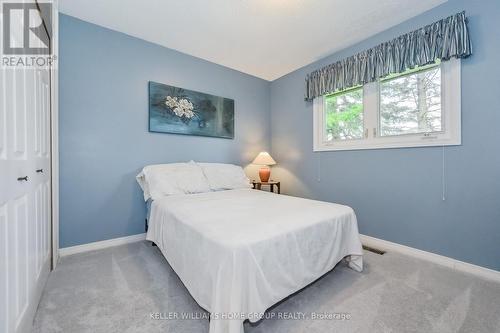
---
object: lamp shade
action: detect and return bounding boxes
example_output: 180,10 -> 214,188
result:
252,152 -> 276,166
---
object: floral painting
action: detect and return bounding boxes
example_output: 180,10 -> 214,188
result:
149,81 -> 234,139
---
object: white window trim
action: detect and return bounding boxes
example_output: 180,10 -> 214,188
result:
313,59 -> 461,152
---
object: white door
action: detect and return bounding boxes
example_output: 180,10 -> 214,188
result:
0,5 -> 52,333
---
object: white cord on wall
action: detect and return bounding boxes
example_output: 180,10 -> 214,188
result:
442,145 -> 446,201
317,152 -> 321,182
314,147 -> 447,199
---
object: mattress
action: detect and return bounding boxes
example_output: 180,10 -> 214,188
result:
147,189 -> 363,333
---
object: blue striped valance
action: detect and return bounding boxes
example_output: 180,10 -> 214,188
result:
305,11 -> 472,101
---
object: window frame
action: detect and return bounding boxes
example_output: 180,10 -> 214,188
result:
313,59 -> 461,152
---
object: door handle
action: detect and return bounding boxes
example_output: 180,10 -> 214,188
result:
17,176 -> 29,182
36,169 -> 43,173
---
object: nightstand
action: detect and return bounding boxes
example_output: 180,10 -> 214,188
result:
252,180 -> 280,194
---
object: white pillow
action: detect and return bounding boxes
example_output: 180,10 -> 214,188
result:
198,163 -> 251,191
136,161 -> 210,201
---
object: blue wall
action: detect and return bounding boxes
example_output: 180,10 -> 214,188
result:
270,0 -> 500,270
61,2 -> 500,270
59,14 -> 271,247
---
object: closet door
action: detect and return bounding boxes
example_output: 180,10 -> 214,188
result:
0,4 -> 52,333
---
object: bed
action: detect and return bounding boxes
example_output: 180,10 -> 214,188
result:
138,162 -> 363,333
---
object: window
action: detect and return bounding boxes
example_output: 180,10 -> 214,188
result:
325,87 -> 363,141
379,65 -> 442,137
313,59 -> 461,151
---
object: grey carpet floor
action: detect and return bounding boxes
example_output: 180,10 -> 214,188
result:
33,241 -> 500,333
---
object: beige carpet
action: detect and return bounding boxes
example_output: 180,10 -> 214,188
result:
33,241 -> 500,333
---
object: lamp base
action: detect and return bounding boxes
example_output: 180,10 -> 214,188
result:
259,167 -> 271,182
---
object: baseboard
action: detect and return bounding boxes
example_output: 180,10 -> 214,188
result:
58,232 -> 499,282
360,234 -> 500,283
59,233 -> 147,257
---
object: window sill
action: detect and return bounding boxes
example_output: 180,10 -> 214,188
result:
314,137 -> 461,152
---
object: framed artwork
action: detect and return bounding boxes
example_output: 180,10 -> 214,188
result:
149,81 -> 234,139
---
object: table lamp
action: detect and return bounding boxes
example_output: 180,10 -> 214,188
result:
252,152 -> 276,182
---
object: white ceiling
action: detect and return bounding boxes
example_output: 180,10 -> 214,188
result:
59,0 -> 447,81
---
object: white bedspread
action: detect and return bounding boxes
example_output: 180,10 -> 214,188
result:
147,189 -> 363,333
